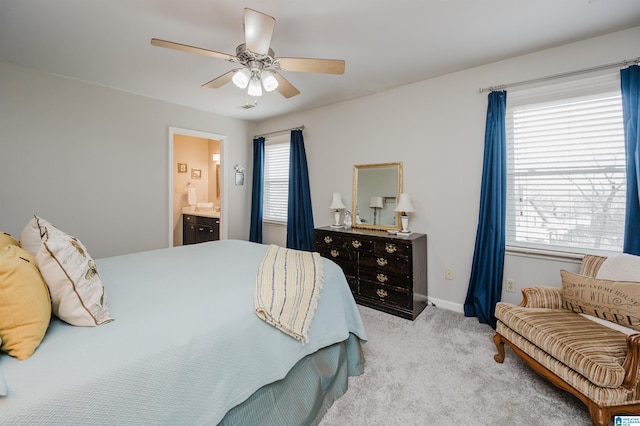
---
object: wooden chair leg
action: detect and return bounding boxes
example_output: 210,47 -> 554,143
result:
493,333 -> 505,363
588,403 -> 610,426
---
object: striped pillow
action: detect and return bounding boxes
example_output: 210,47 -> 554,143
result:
579,255 -> 607,278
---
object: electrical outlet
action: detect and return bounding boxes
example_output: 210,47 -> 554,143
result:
445,268 -> 454,280
506,278 -> 516,293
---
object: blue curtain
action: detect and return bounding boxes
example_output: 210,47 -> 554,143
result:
464,91 -> 507,328
249,137 -> 265,243
286,130 -> 315,251
621,65 -> 640,255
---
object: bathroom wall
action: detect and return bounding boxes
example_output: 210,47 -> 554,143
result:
208,139 -> 221,206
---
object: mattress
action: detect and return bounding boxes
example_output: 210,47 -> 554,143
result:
0,239 -> 367,424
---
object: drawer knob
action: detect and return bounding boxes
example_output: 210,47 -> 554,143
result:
376,257 -> 388,266
376,288 -> 388,298
385,243 -> 397,254
330,250 -> 339,258
324,236 -> 333,244
376,273 -> 388,283
352,240 -> 362,249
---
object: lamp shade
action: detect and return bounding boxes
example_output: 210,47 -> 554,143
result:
232,68 -> 250,89
329,193 -> 346,210
394,193 -> 415,213
370,196 -> 383,209
248,77 -> 262,97
261,70 -> 279,92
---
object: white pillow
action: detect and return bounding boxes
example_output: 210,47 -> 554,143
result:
596,253 -> 640,282
20,215 -> 55,256
36,225 -> 113,326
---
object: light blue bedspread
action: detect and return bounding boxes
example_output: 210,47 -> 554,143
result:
0,240 -> 366,424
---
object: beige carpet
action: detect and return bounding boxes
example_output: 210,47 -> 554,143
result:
320,304 -> 592,426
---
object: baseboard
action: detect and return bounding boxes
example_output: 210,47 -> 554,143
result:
428,297 -> 464,314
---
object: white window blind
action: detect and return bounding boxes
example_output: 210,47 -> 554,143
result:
506,76 -> 626,253
263,139 -> 290,223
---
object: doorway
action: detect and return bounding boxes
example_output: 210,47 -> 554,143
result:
168,127 -> 227,247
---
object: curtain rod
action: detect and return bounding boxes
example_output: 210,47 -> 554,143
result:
254,125 -> 305,139
479,56 -> 640,93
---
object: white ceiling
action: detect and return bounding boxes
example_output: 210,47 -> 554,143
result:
1,0 -> 639,121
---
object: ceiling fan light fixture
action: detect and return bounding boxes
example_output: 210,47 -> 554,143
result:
261,70 -> 279,92
248,76 -> 263,97
232,68 -> 251,89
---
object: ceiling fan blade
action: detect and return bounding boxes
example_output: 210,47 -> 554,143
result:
202,70 -> 237,88
151,38 -> 235,62
277,57 -> 345,75
243,8 -> 275,55
273,72 -> 301,98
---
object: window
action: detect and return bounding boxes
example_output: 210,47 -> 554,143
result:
263,137 -> 289,223
506,75 -> 626,254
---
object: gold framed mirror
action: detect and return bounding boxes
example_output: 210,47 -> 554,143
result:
352,162 -> 403,231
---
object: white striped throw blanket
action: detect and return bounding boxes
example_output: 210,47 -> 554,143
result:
254,244 -> 324,343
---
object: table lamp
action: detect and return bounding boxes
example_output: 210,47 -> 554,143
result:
329,193 -> 346,228
394,193 -> 415,234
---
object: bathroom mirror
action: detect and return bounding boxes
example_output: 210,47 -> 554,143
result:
352,162 -> 403,231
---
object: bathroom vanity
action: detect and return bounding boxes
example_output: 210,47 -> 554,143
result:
183,212 -> 220,245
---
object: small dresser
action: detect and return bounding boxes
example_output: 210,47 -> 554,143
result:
314,226 -> 428,320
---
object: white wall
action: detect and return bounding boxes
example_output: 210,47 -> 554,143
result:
0,62 -> 253,259
254,26 -> 640,311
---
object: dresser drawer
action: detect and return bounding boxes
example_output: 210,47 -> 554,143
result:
315,231 -> 342,247
359,269 -> 411,289
316,245 -> 355,263
341,235 -> 373,252
359,253 -> 410,275
359,281 -> 411,308
184,215 -> 219,227
374,240 -> 411,257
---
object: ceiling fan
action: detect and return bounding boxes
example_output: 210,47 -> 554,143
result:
151,8 -> 345,99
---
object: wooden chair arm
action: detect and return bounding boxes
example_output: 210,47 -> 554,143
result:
622,334 -> 640,390
518,286 -> 564,309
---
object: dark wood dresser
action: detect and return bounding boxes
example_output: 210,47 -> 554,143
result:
314,226 -> 428,320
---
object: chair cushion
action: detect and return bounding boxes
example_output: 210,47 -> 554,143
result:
496,322 -> 632,405
495,303 -> 628,388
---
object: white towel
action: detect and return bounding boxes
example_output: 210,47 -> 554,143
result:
187,186 -> 196,206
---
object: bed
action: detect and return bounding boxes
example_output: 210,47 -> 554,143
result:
0,238 -> 367,425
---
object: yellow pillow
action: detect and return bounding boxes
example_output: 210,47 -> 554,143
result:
0,232 -> 19,250
0,245 -> 52,360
